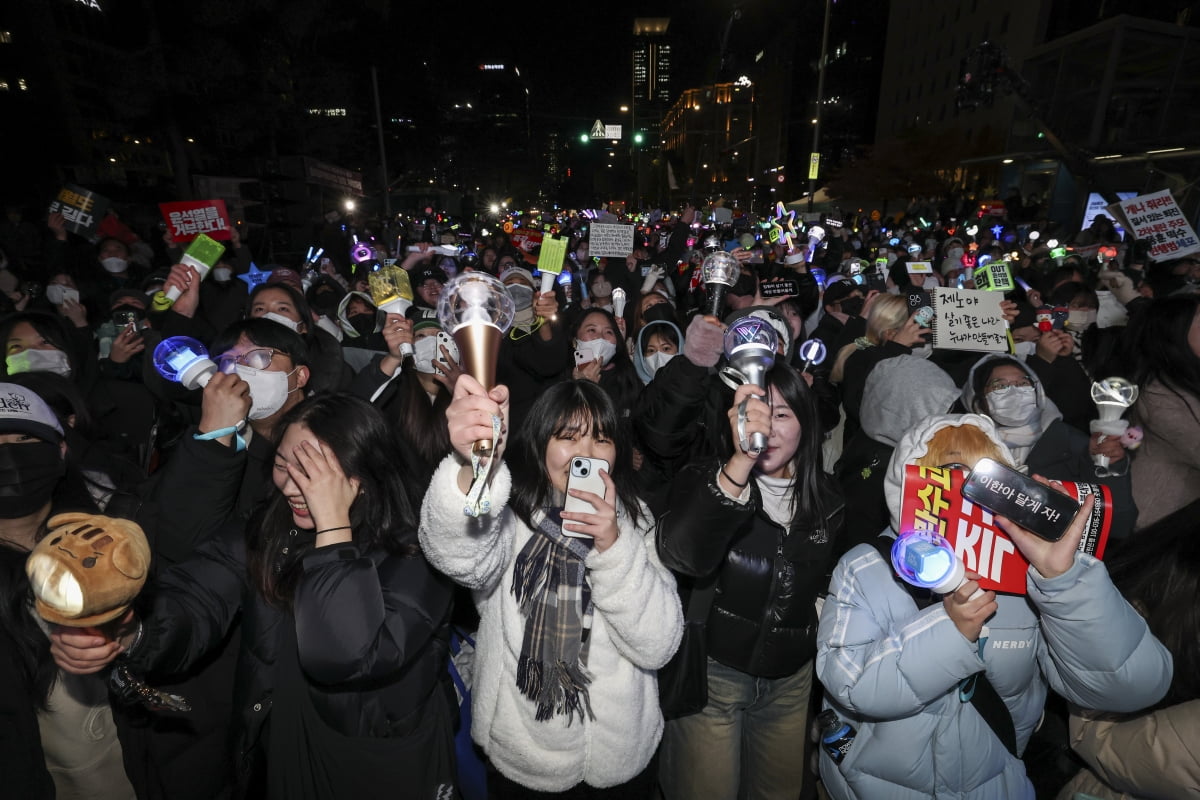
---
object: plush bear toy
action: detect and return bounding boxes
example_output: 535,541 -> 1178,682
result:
25,512 -> 151,627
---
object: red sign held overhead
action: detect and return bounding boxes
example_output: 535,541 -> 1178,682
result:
159,200 -> 232,242
898,465 -> 1112,595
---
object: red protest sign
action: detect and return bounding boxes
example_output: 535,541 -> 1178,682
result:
159,200 -> 232,242
508,229 -> 544,263
898,465 -> 1112,594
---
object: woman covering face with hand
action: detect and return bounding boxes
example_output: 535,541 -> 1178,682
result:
50,394 -> 458,799
420,377 -> 682,797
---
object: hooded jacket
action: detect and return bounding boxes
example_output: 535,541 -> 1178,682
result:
632,318 -> 685,385
816,414 -> 1173,800
961,354 -> 1136,539
837,356 -> 960,555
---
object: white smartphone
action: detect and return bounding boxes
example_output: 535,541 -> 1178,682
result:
573,348 -> 593,367
562,456 -> 610,538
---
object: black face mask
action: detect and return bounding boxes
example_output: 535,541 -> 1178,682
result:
839,297 -> 865,317
0,441 -> 65,519
642,303 -> 677,326
349,313 -> 378,338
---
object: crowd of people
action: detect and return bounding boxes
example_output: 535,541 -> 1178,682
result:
0,194 -> 1196,800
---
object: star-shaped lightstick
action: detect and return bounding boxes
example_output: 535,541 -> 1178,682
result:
770,202 -> 798,250
991,224 -> 1005,239
238,263 -> 272,293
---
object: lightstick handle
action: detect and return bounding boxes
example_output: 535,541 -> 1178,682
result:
707,284 -> 728,318
737,397 -> 766,457
164,284 -> 183,303
540,272 -> 556,295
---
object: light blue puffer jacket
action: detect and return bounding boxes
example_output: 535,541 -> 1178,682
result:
816,415 -> 1173,800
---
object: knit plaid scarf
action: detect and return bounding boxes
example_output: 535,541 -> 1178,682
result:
512,508 -> 595,724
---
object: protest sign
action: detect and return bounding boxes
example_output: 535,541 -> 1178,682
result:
509,229 -> 543,262
48,184 -> 110,240
1108,189 -> 1200,262
588,223 -> 635,258
898,465 -> 1112,594
927,287 -> 1008,352
159,200 -> 233,242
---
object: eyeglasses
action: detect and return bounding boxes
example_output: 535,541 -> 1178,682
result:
217,348 -> 277,374
985,377 -> 1034,393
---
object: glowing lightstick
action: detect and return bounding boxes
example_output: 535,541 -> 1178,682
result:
152,234 -> 225,311
702,250 -> 741,317
152,336 -> 217,390
437,273 -> 516,455
1090,377 -> 1139,476
722,317 -> 778,457
891,530 -> 982,598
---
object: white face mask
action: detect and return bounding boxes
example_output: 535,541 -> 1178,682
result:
45,284 -> 81,306
575,338 -> 617,366
1012,340 -> 1038,358
987,385 -> 1038,427
644,350 -> 675,379
212,267 -> 234,283
262,311 -> 301,332
885,253 -> 898,266
1068,309 -> 1097,329
922,276 -> 939,290
413,334 -> 460,375
946,247 -> 964,262
7,348 -> 72,378
235,365 -> 296,420
100,257 -> 129,274
596,303 -> 614,314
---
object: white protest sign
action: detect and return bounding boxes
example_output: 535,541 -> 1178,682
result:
589,223 -> 636,258
1110,189 -> 1200,262
930,287 -> 1008,352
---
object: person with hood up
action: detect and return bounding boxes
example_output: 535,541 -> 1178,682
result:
335,291 -> 387,373
959,354 -> 1136,539
835,355 -> 959,556
815,414 -> 1172,800
632,317 -> 684,385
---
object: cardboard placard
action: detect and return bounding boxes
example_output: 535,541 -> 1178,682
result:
929,287 -> 1009,352
898,465 -> 1112,594
48,184 -> 110,240
1107,189 -> 1200,262
906,260 -> 933,274
589,223 -> 636,258
159,200 -> 233,242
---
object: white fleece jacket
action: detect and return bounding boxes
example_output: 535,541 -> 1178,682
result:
419,455 -> 684,792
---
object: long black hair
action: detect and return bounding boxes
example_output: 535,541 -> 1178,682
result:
0,311 -> 82,379
1125,294 -> 1200,422
721,363 -> 831,528
387,366 -> 452,483
507,380 -> 643,531
1103,499 -> 1200,707
567,307 -> 641,418
248,393 -> 420,607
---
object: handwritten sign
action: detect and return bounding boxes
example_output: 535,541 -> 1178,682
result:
898,465 -> 1112,594
159,200 -> 233,242
589,223 -> 635,258
48,184 -> 110,240
1111,189 -> 1200,262
537,234 -> 568,275
930,287 -> 1008,352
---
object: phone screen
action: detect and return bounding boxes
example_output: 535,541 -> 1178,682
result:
961,458 -> 1080,542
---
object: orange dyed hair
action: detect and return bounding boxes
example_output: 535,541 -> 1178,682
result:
915,423 -> 1011,470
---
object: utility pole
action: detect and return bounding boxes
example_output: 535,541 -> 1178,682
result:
808,0 -> 832,213
371,65 -> 391,218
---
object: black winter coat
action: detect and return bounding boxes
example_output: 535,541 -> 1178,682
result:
657,460 -> 845,678
126,524 -> 455,795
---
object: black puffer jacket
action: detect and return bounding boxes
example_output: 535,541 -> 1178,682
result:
657,460 -> 845,678
125,523 -> 454,793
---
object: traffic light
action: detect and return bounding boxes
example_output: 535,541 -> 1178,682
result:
633,131 -> 645,145
579,133 -> 589,144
